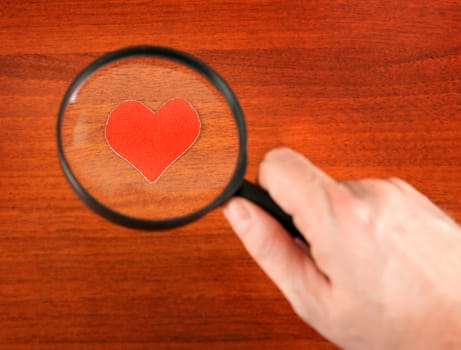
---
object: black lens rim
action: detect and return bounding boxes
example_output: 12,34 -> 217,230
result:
56,45 -> 247,230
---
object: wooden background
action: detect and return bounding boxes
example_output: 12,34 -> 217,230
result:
1,1 -> 460,348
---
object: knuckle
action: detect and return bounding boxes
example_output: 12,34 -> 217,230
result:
340,178 -> 405,224
387,177 -> 413,192
335,182 -> 373,223
361,178 -> 387,190
350,198 -> 373,223
387,176 -> 406,185
366,178 -> 401,202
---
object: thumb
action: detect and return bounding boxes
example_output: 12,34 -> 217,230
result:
222,197 -> 330,323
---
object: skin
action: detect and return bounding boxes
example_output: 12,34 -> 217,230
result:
222,147 -> 461,350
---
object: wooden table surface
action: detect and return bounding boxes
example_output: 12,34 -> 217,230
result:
1,1 -> 460,348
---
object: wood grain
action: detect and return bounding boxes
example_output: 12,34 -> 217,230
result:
0,0 -> 460,348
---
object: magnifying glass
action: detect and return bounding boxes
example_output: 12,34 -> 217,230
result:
57,46 -> 303,240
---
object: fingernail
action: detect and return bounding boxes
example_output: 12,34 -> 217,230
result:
222,199 -> 251,233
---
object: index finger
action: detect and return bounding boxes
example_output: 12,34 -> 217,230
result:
258,148 -> 339,263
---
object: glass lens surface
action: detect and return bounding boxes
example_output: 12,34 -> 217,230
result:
59,55 -> 240,221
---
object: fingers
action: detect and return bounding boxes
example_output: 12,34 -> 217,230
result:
222,197 -> 330,322
388,177 -> 441,212
341,178 -> 437,221
258,147 -> 334,219
257,147 -> 340,250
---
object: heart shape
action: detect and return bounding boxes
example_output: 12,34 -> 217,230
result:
105,98 -> 201,183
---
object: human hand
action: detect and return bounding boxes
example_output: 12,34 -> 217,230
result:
223,147 -> 461,350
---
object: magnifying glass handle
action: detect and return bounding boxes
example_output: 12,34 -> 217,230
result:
235,180 -> 307,243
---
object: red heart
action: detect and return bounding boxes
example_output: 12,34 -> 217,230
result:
105,98 -> 201,183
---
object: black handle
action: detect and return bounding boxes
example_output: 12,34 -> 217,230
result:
235,180 -> 306,242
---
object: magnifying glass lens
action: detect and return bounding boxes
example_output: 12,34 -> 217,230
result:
60,55 -> 240,221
